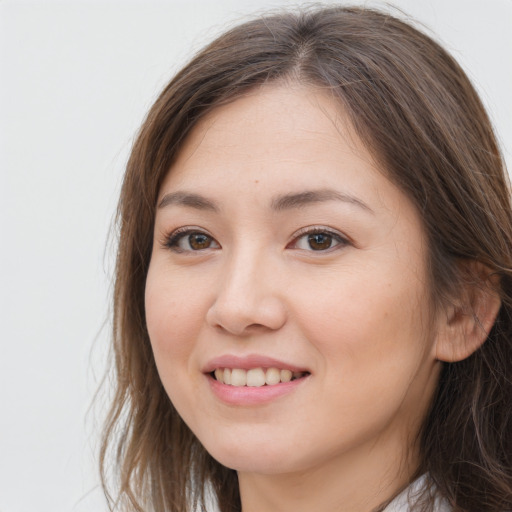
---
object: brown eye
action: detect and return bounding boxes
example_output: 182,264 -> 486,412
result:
291,229 -> 348,252
189,233 -> 212,250
307,233 -> 333,250
166,229 -> 220,252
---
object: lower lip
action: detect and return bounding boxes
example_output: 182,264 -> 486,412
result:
207,374 -> 309,406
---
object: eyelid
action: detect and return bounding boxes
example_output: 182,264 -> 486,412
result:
162,226 -> 220,253
287,225 -> 351,251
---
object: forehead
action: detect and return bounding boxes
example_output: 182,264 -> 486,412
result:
159,84 -> 412,220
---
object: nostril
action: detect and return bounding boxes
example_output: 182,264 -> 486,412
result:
246,323 -> 273,332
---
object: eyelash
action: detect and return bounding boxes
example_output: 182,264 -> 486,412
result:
288,226 -> 350,252
163,226 -> 350,253
164,227 -> 220,253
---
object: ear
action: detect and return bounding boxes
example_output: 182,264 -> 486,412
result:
435,262 -> 501,363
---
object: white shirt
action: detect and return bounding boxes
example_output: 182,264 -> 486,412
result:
206,474 -> 451,512
383,475 -> 451,512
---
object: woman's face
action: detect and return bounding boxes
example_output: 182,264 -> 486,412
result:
145,85 -> 443,478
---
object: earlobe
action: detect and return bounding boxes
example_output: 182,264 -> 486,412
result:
435,263 -> 501,363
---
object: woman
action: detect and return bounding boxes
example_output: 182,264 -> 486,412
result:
100,6 -> 512,511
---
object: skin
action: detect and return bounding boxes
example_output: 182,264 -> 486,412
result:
145,85 -> 446,512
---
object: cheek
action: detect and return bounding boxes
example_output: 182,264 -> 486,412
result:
144,265 -> 211,418
145,265 -> 207,362
292,273 -> 435,439
291,263 -> 431,373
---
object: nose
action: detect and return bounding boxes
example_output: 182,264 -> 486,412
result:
206,248 -> 287,336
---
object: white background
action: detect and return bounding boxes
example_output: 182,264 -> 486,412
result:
1,1 -> 511,511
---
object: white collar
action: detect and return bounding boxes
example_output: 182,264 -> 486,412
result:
382,475 -> 451,512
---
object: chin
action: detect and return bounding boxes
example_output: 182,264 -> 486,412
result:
199,434 -> 311,475
214,452 -> 301,475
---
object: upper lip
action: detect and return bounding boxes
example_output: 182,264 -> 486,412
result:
202,354 -> 310,374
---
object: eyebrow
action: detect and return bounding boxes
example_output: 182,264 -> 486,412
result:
158,191 -> 220,212
157,188 -> 373,214
271,189 -> 374,214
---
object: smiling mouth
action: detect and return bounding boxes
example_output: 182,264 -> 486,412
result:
211,367 -> 310,387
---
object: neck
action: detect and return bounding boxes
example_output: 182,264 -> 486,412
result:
237,432 -> 419,512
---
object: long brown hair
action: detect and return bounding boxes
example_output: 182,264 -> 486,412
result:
100,6 -> 512,511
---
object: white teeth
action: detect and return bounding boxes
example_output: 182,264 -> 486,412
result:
265,367 -> 281,386
280,369 -> 292,383
213,367 -> 306,386
231,369 -> 247,387
246,368 -> 266,387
